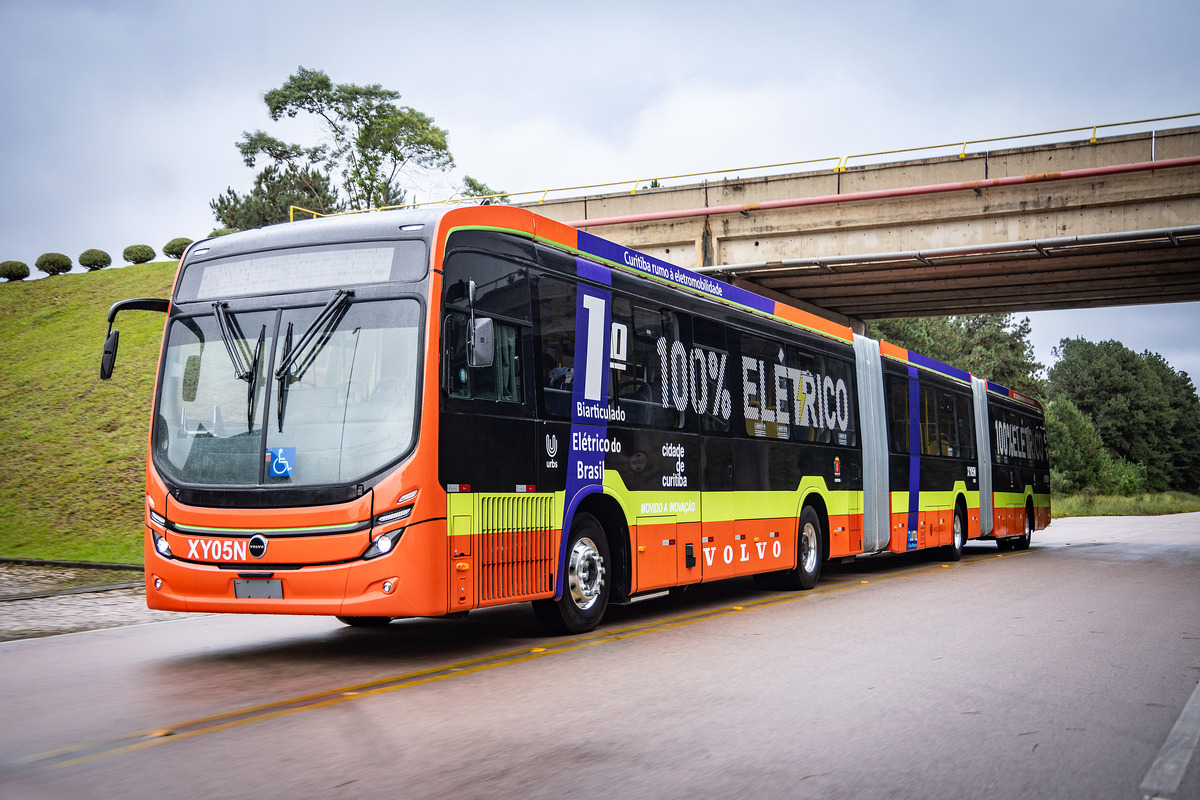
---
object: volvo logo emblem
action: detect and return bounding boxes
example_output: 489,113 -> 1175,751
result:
248,534 -> 268,559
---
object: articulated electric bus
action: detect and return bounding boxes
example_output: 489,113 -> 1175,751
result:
100,205 -> 1049,634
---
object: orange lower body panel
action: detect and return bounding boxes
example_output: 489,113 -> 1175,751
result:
145,521 -> 450,618
693,518 -> 797,581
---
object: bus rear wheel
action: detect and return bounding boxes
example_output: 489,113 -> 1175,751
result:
1012,508 -> 1033,551
943,505 -> 965,562
763,506 -> 824,591
533,512 -> 611,635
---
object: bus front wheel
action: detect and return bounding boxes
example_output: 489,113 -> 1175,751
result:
533,512 -> 611,635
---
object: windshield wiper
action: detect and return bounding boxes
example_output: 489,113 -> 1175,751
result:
274,290 -> 354,381
276,322 -> 293,432
246,325 -> 264,434
213,302 -> 252,381
274,289 -> 354,431
212,302 -> 266,433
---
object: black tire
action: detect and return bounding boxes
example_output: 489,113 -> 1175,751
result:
943,504 -> 965,562
769,506 -> 824,590
335,616 -> 392,627
1012,507 -> 1033,551
533,512 -> 611,635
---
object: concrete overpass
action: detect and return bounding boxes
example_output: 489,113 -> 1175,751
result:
519,124 -> 1200,329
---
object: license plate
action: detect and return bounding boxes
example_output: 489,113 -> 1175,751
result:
234,579 -> 283,599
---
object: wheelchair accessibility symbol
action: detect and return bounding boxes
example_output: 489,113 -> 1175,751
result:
269,447 -> 296,478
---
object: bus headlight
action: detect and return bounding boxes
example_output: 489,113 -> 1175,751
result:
364,529 -> 403,560
152,530 -> 173,558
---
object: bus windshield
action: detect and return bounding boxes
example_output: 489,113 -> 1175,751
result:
154,298 -> 421,488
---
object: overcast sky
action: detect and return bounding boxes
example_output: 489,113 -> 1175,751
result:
2,0 -> 1198,382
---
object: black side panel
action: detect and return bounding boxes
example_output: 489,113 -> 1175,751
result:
440,412 -> 538,492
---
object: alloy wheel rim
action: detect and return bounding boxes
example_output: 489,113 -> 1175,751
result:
800,522 -> 818,573
567,536 -> 605,610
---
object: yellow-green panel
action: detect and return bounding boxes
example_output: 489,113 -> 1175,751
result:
890,485 -> 971,514
993,491 -> 1027,509
446,491 -> 566,537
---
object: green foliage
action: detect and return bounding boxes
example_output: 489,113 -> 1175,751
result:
1,260 -> 30,281
208,228 -> 237,237
211,163 -> 343,230
1047,399 -> 1145,495
0,261 -> 177,562
79,248 -> 112,271
123,244 -> 156,264
868,314 -> 1045,398
163,237 -> 193,260
35,252 -> 72,276
233,66 -> 455,212
461,176 -> 509,204
1048,338 -> 1200,492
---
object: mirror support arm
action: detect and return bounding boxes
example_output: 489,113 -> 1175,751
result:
100,297 -> 169,380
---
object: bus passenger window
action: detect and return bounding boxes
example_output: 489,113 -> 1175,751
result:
445,314 -> 470,399
823,356 -> 858,447
626,307 -> 685,429
886,375 -> 908,454
957,394 -> 976,460
939,391 -> 958,457
789,347 -> 828,444
443,311 -> 523,403
535,277 -> 576,420
920,384 -> 940,456
692,316 -> 730,434
739,333 -> 789,440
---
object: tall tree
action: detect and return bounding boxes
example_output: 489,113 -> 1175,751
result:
240,67 -> 454,211
868,314 -> 1044,398
1140,351 -> 1200,491
1047,338 -> 1200,492
1046,398 -> 1145,495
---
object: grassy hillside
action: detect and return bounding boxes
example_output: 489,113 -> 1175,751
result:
0,263 -> 177,563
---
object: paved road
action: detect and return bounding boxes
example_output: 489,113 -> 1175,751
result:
1,514 -> 1198,799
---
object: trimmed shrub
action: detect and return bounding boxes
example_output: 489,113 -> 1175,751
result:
123,244 -> 156,264
35,252 -> 72,276
163,237 -> 194,259
209,228 -> 237,238
1,260 -> 30,281
79,248 -> 112,271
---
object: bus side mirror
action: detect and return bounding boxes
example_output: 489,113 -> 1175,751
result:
100,330 -> 120,380
99,297 -> 170,381
468,317 -> 494,369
